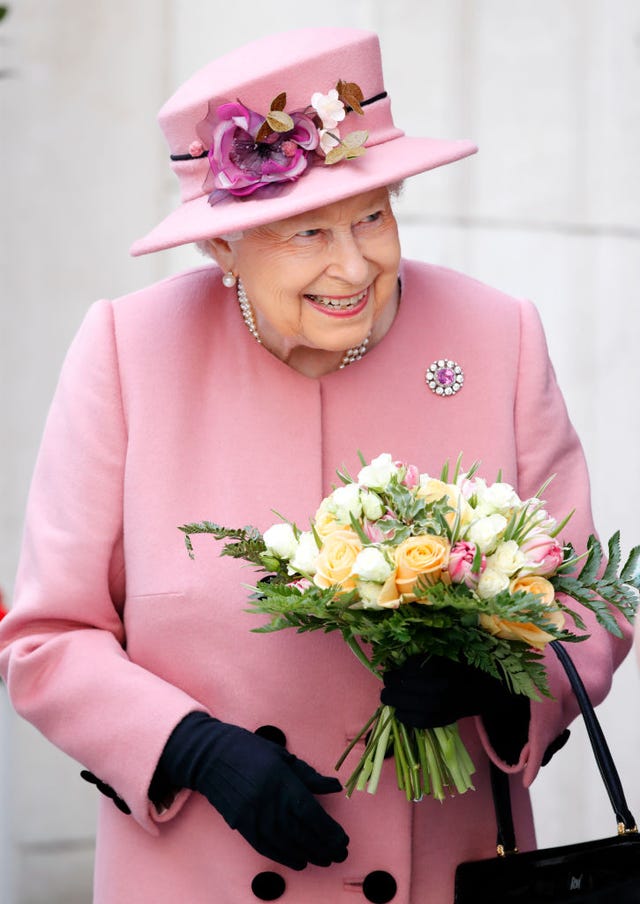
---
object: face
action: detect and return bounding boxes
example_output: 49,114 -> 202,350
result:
211,187 -> 402,368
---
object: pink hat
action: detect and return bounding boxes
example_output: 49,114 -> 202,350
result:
130,28 -> 477,256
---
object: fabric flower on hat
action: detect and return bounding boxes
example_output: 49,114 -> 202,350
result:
203,99 -> 319,200
319,129 -> 341,155
195,79 -> 368,204
311,88 -> 346,130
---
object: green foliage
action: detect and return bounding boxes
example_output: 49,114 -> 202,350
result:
621,545 -> 640,585
379,477 -> 452,542
245,575 -> 575,700
551,533 -> 640,637
177,521 -> 267,566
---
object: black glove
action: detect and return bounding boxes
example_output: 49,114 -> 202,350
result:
381,655 -> 530,764
152,711 -> 349,870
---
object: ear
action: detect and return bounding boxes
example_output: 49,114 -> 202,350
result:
208,237 -> 237,274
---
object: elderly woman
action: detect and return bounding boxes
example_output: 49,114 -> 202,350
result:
0,27 -> 631,904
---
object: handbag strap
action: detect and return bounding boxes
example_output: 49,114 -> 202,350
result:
490,640 -> 637,855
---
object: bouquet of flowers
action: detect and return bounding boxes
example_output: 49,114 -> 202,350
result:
179,453 -> 639,802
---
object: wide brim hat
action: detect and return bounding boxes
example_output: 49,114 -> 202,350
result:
130,28 -> 477,256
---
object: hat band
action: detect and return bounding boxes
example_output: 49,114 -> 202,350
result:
169,92 -> 389,162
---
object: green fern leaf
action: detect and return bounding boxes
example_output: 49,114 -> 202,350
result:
578,535 -> 602,584
602,531 -> 622,583
621,545 -> 640,588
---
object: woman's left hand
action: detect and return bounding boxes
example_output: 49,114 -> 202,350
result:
380,655 -> 530,764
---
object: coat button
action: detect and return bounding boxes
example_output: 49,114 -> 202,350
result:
254,725 -> 287,747
363,870 -> 397,903
79,770 -> 131,815
251,871 -> 286,900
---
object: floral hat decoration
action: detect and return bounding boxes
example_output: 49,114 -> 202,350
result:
130,28 -> 477,256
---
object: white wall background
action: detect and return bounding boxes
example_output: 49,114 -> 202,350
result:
1,1 -> 639,901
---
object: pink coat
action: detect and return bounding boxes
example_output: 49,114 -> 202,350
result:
0,260 -> 630,903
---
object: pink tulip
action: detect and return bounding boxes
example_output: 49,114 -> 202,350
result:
400,463 -> 420,489
519,535 -> 564,576
363,517 -> 397,543
447,542 -> 486,589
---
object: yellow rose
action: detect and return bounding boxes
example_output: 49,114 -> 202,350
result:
377,570 -> 402,608
417,479 -> 472,528
313,499 -> 342,538
479,575 -> 564,650
394,534 -> 451,599
510,574 -> 556,606
313,529 -> 363,592
357,570 -> 402,609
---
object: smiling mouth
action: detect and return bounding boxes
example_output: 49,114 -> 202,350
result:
304,288 -> 369,311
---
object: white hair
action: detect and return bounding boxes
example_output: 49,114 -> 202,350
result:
196,232 -> 244,261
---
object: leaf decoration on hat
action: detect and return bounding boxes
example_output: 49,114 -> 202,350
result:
324,130 -> 369,166
270,92 -> 287,112
255,93 -> 296,141
266,93 -> 294,132
266,110 -> 296,133
337,80 -> 365,115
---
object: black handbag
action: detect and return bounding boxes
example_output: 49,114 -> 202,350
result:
455,641 -> 640,902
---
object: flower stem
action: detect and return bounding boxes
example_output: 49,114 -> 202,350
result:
367,707 -> 394,795
336,709 -> 475,803
334,707 -> 380,771
423,730 -> 445,801
399,721 -> 422,801
434,725 -> 466,793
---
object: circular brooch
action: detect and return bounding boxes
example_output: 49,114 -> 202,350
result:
426,359 -> 465,397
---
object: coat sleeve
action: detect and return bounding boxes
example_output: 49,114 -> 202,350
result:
0,300 -> 207,833
476,297 -> 632,787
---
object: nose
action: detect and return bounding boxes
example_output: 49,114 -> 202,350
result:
325,229 -> 369,286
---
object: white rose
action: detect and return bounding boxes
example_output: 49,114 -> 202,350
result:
289,531 -> 319,575
355,581 -> 387,610
262,523 -> 298,561
487,540 -> 526,577
465,513 -> 508,553
357,453 -> 399,490
523,504 -> 557,534
475,482 -> 522,516
352,547 -> 393,583
476,566 -> 511,599
361,491 -> 384,521
329,483 -> 363,523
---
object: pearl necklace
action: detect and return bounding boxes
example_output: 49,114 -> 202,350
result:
236,279 -> 370,369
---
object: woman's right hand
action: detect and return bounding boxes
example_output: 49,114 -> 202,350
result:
154,711 -> 349,870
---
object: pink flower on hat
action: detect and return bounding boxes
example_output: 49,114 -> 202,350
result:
207,101 -> 319,198
188,140 -> 205,157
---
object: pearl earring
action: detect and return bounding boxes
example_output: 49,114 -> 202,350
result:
222,271 -> 237,288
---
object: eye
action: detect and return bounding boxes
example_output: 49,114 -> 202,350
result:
295,228 -> 321,238
359,210 -> 383,224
